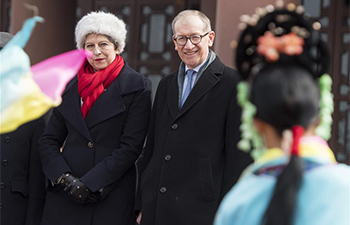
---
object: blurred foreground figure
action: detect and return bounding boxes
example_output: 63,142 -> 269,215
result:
0,31 -> 46,225
1,13 -> 88,224
215,2 -> 350,225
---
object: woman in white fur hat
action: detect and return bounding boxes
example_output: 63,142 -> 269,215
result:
38,11 -> 152,225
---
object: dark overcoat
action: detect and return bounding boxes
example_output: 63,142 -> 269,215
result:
38,64 -> 152,225
139,57 -> 252,225
0,118 -> 46,225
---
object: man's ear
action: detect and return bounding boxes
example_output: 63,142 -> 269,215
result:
173,39 -> 178,51
208,31 -> 215,47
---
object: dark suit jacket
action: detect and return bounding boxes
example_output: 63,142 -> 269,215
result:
38,64 -> 152,225
0,118 -> 46,225
139,56 -> 252,225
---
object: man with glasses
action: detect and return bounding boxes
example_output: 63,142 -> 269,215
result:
137,10 -> 252,225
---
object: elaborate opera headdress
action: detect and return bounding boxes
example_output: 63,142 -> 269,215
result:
234,1 -> 333,159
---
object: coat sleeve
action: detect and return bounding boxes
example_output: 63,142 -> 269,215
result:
38,108 -> 71,183
134,76 -> 165,210
80,78 -> 152,193
220,76 -> 253,200
25,118 -> 47,225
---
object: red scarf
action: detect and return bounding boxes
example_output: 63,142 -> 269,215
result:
78,55 -> 124,118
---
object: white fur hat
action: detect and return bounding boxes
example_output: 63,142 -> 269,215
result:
0,32 -> 13,49
75,11 -> 126,54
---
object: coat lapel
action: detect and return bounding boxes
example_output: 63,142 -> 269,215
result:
84,80 -> 125,129
167,74 -> 180,119
171,57 -> 225,120
176,70 -> 219,119
84,64 -> 145,129
57,64 -> 143,139
58,80 -> 92,141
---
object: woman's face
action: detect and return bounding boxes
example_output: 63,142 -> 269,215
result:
84,33 -> 117,71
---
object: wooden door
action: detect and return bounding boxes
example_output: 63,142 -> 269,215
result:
302,0 -> 350,164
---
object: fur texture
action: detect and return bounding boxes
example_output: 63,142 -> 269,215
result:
0,32 -> 14,48
75,11 -> 126,54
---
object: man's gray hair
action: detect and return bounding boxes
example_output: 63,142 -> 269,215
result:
172,10 -> 212,35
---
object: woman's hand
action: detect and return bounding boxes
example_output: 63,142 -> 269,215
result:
60,173 -> 99,204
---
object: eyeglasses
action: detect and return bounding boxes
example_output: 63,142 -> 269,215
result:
173,32 -> 210,46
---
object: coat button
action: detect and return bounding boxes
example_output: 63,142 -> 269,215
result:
4,136 -> 10,143
160,187 -> 167,193
87,142 -> 93,148
0,182 -> 4,189
2,160 -> 8,166
171,124 -> 178,130
164,155 -> 172,161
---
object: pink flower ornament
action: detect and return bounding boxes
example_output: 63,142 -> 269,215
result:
257,32 -> 305,62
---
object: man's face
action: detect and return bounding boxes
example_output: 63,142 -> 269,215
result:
172,16 -> 215,69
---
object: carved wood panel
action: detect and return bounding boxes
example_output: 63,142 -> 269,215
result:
302,0 -> 350,164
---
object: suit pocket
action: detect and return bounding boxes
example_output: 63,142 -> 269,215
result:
199,157 -> 216,202
11,179 -> 28,197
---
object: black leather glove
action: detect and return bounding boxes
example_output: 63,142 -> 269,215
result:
60,173 -> 99,204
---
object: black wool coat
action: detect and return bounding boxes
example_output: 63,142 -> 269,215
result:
139,57 -> 252,225
38,64 -> 152,225
0,118 -> 47,225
